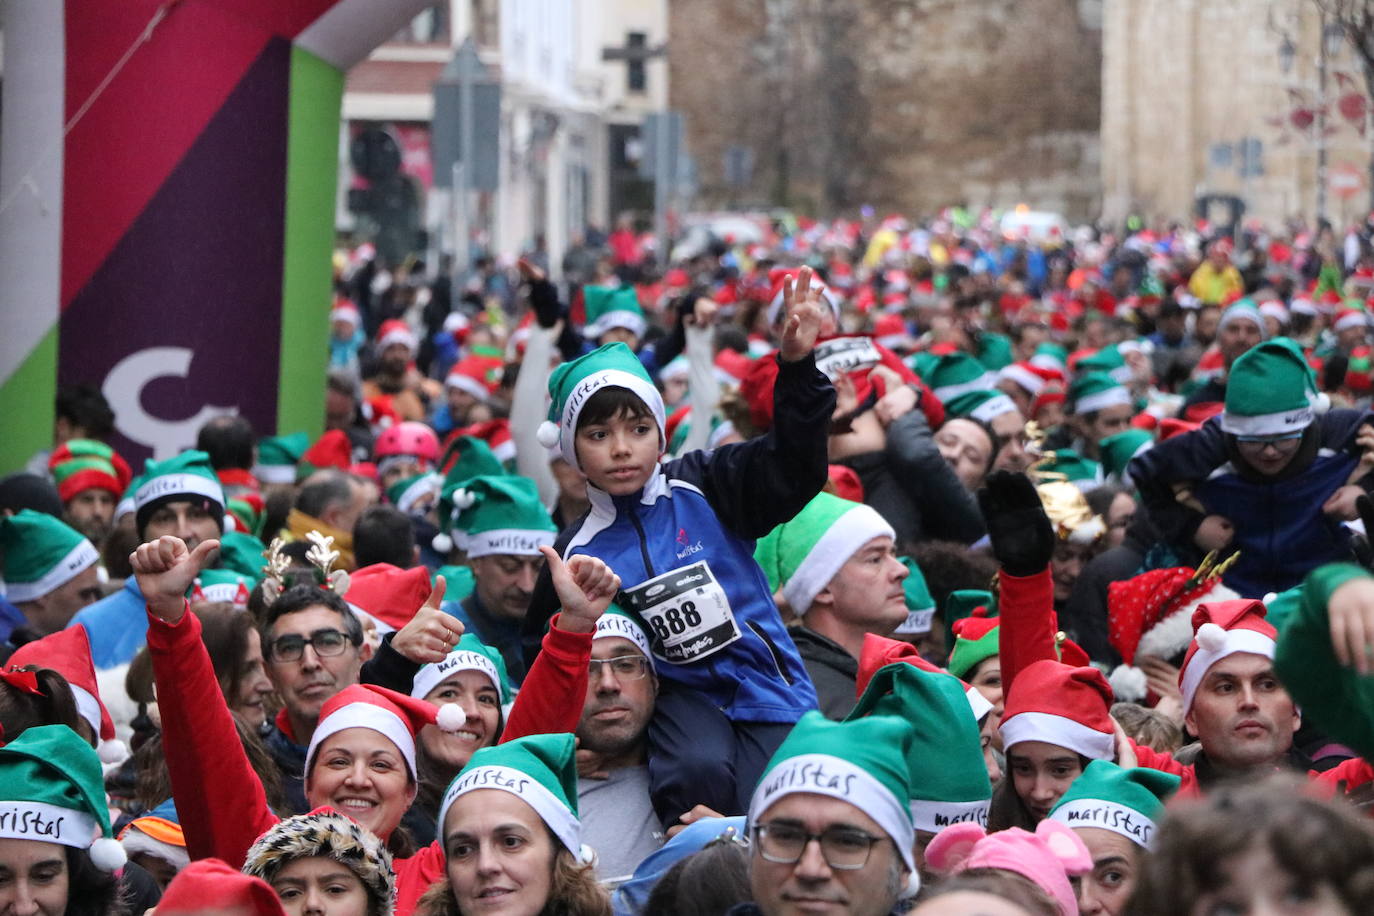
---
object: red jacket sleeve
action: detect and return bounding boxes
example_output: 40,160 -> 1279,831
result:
146,605 -> 279,866
997,568 -> 1057,697
1311,756 -> 1374,796
500,614 -> 592,742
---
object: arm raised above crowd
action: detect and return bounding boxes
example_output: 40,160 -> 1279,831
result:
134,536 -> 278,867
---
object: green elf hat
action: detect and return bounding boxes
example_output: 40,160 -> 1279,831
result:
1221,338 -> 1329,437
0,510 -> 98,604
133,450 -> 225,535
1034,449 -> 1104,491
253,432 -> 310,485
438,435 -> 505,486
536,343 -> 666,474
944,389 -> 1020,424
1067,371 -> 1132,416
749,711 -> 918,876
943,589 -> 996,657
1075,345 -> 1132,384
412,633 -> 513,708
387,472 -> 442,517
444,475 -> 555,558
1098,429 -> 1154,483
753,491 -> 895,616
217,529 -> 267,580
189,568 -> 257,608
847,663 -> 992,832
894,557 -> 936,636
927,352 -> 998,403
947,613 -> 1001,680
0,725 -> 127,870
907,350 -> 941,381
1217,298 -> 1268,338
593,604 -> 654,660
1031,342 -> 1069,372
582,285 -> 647,340
1048,760 -> 1180,850
439,732 -> 588,861
433,564 -> 476,603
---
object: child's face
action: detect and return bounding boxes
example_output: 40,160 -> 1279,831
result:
575,411 -> 660,495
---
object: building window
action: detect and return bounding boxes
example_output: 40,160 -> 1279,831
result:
627,31 -> 647,93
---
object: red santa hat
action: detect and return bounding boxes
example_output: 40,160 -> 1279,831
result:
376,319 -> 417,354
766,268 -> 841,325
158,859 -> 286,916
1000,362 -> 1064,397
457,419 -> 515,463
344,564 -> 433,634
873,313 -> 914,352
445,352 -> 503,401
1178,600 -> 1278,714
305,684 -> 458,780
1106,564 -> 1238,702
299,429 -> 353,474
856,634 -> 994,722
1158,417 -> 1201,441
9,627 -> 126,763
1030,383 -> 1068,420
443,311 -> 471,345
1334,308 -> 1368,334
826,464 -> 865,503
714,348 -> 752,385
1000,660 -> 1115,761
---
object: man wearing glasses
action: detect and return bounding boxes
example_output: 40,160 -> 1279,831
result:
576,608 -> 661,881
738,712 -> 918,916
1131,337 -> 1374,599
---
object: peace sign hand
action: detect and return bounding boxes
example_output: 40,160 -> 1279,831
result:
779,266 -> 826,363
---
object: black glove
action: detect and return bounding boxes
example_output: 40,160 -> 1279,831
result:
1351,494 -> 1374,571
529,277 -> 562,329
977,470 -> 1055,577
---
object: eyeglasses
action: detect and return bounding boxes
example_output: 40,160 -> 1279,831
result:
752,823 -> 888,870
267,628 -> 354,662
588,655 -> 651,680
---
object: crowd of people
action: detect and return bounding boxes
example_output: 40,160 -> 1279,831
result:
5,209 -> 1374,914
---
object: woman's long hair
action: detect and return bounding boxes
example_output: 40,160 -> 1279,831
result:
415,847 -> 610,916
64,846 -> 121,916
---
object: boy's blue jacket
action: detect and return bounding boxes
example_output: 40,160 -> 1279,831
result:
524,352 -> 835,722
1128,408 -> 1374,598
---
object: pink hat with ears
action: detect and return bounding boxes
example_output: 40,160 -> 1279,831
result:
924,820 -> 1092,916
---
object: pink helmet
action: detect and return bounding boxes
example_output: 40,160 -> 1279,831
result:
374,421 -> 440,463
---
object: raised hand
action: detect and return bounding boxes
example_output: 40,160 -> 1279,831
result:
519,257 -> 561,328
976,471 -> 1055,577
779,266 -> 825,363
1329,575 -> 1374,674
391,575 -> 466,665
131,536 -> 221,623
540,546 -> 620,634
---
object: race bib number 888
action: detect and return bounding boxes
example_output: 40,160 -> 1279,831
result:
620,561 -> 741,663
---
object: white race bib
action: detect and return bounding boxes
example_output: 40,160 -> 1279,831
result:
813,337 -> 882,380
621,561 -> 741,663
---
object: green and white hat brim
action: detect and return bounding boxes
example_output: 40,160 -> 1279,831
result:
967,394 -> 1018,424
934,373 -> 997,403
594,614 -> 653,658
440,765 -> 582,859
1219,402 -> 1319,437
395,474 -> 442,516
748,753 -> 915,873
134,473 -> 225,512
3,539 -> 98,604
909,798 -> 989,833
0,801 -> 99,850
783,505 -> 895,615
1049,798 -> 1159,849
893,607 -> 935,636
584,310 -> 648,340
252,464 -> 297,485
999,711 -> 1114,761
544,368 -> 666,470
1074,386 -> 1132,414
412,648 -> 503,701
460,528 -> 556,558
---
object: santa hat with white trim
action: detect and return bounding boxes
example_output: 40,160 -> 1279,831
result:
411,633 -> 513,709
927,353 -> 998,404
376,319 -> 417,354
0,510 -> 98,605
1333,306 -> 1367,335
1067,371 -> 1132,416
1178,599 -> 1278,714
749,711 -> 919,878
133,450 -> 225,536
446,475 -> 556,558
594,605 -> 654,660
1000,660 -> 1116,761
330,301 -> 361,329
1221,338 -> 1328,438
10,626 -> 128,764
1106,564 -> 1239,702
752,491 -> 895,617
439,732 -> 589,862
582,286 -> 648,340
1048,760 -> 1179,851
765,268 -> 841,326
445,349 -> 504,401
0,725 -> 127,870
1000,362 -> 1064,398
306,684 -> 461,781
847,663 -> 991,833
1217,299 -> 1268,338
536,343 -> 666,473
344,563 -> 433,634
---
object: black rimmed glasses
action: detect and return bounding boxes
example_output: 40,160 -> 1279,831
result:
588,655 -> 651,680
267,628 -> 353,662
752,822 -> 888,870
